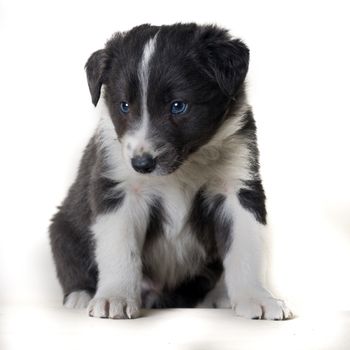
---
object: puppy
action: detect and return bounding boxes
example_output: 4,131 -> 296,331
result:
49,23 -> 292,320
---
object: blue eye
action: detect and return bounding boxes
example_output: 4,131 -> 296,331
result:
120,101 -> 129,113
170,101 -> 188,115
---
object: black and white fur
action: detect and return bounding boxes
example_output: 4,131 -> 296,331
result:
50,23 -> 292,320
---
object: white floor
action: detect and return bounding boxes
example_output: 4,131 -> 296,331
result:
1,303 -> 349,350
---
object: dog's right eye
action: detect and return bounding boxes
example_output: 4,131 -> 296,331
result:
120,101 -> 129,113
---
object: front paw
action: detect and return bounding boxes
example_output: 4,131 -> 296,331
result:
233,297 -> 293,320
87,297 -> 140,319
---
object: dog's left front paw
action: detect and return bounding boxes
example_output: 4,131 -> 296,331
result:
87,297 -> 140,319
233,297 -> 293,320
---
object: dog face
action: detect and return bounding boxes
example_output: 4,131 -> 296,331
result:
86,24 -> 249,175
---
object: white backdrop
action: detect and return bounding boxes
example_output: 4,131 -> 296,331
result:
0,0 -> 349,315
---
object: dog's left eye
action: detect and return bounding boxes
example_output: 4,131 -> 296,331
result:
170,101 -> 188,115
120,101 -> 129,113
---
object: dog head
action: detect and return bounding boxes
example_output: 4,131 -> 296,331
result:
86,23 -> 249,175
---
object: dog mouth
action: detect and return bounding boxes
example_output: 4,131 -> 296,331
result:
153,150 -> 185,176
122,138 -> 186,176
130,152 -> 184,176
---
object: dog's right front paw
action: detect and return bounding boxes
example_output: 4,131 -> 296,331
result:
87,297 -> 140,319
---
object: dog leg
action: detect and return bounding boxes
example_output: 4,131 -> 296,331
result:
87,197 -> 149,319
223,189 -> 293,320
49,211 -> 98,308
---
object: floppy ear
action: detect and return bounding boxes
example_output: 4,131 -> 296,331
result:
85,49 -> 109,106
201,32 -> 250,97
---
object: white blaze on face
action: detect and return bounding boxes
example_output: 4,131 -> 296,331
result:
122,34 -> 158,162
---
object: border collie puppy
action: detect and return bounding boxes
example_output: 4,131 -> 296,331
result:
49,23 -> 292,320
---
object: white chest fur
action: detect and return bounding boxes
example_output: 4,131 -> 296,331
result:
139,180 -> 206,289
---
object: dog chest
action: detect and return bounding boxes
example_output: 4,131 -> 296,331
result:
141,182 -> 207,289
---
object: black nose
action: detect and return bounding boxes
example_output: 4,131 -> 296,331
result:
131,153 -> 156,174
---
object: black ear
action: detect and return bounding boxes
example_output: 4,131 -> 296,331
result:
85,49 -> 109,106
200,30 -> 250,97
